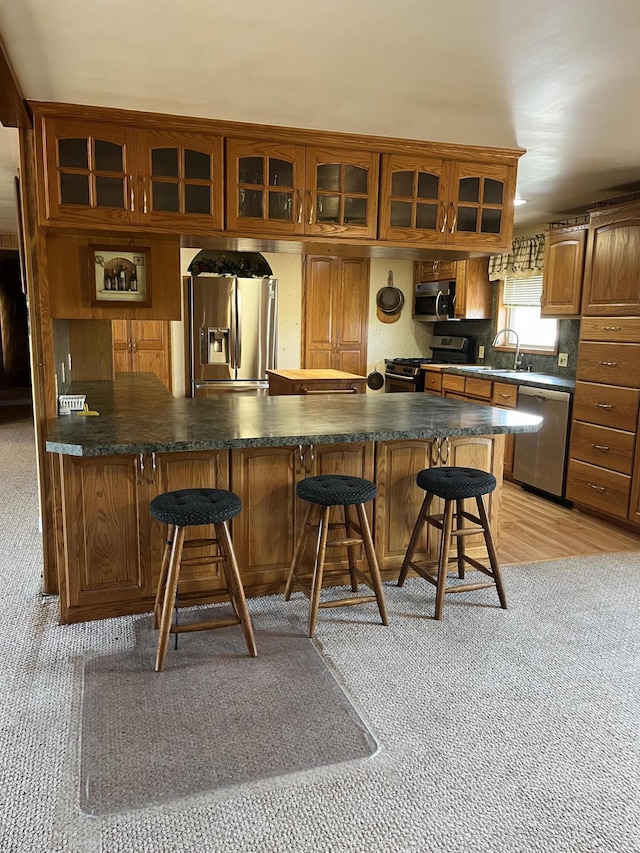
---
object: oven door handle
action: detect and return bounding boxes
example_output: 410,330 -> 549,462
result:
384,373 -> 417,382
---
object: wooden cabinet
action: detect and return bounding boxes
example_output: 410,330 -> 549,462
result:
113,319 -> 171,389
267,369 -> 366,396
374,435 -> 504,572
231,441 -> 374,593
37,115 -> 224,233
567,316 -> 640,521
541,224 -> 587,317
32,104 -> 520,252
453,258 -> 492,319
423,370 -> 443,395
492,382 -> 518,475
441,372 -> 517,477
302,255 -> 369,375
57,449 -> 229,623
581,202 -> 640,316
226,139 -> 379,238
413,257 -> 492,320
374,439 -> 437,571
55,435 -> 505,623
380,154 -> 516,251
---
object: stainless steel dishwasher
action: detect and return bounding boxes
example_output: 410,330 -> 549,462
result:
513,386 -> 572,498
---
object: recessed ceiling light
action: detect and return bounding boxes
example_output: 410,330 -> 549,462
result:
513,198 -> 527,206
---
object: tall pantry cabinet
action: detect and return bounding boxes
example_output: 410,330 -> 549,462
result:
565,201 -> 640,526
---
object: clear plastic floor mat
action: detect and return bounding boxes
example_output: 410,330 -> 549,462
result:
80,610 -> 377,815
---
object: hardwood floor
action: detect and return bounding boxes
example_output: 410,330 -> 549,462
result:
497,479 -> 640,565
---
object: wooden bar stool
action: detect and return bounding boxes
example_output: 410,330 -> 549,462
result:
397,466 -> 507,620
284,474 -> 389,637
150,488 -> 257,672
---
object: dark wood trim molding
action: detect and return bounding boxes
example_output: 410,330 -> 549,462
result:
0,32 -> 31,127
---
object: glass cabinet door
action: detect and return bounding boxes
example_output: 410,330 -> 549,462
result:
447,161 -> 514,248
305,148 -> 379,238
379,155 -> 448,243
226,140 -> 304,235
43,118 -> 135,225
140,130 -> 224,232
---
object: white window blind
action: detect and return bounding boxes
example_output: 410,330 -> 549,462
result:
503,275 -> 544,306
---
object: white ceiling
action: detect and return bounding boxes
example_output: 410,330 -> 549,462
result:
1,0 -> 640,237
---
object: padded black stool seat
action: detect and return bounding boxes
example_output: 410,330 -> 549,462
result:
296,475 -> 378,506
398,466 -> 506,620
416,467 -> 497,500
150,488 -> 256,671
285,475 -> 388,637
150,488 -> 242,526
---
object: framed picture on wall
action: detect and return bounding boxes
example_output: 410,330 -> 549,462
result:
89,246 -> 151,306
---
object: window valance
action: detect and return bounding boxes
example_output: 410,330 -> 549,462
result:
488,233 -> 546,280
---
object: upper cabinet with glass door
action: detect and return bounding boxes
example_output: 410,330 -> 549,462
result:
38,118 -> 224,233
379,154 -> 449,244
40,117 -> 138,227
137,129 -> 223,232
305,147 -> 379,238
379,154 -> 516,250
446,161 -> 515,250
226,139 -> 379,238
226,139 -> 305,236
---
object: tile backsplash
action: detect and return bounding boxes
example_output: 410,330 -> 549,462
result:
432,317 -> 580,377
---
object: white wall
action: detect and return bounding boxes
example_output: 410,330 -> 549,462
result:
173,250 -> 433,395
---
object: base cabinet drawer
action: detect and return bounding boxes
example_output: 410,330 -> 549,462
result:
423,371 -> 443,394
579,317 -> 640,342
566,459 -> 631,519
570,421 -> 636,475
577,342 -> 640,386
573,381 -> 640,431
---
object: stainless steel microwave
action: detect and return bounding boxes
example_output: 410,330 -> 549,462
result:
413,280 -> 456,322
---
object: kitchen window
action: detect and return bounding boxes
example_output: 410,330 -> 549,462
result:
497,275 -> 558,353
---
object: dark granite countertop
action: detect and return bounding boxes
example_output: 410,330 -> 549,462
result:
45,373 -> 542,457
426,365 -> 575,394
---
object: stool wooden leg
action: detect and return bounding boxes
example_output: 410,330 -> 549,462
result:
434,499 -> 454,621
456,499 -> 466,579
476,495 -> 508,609
155,526 -> 186,672
216,520 -> 258,657
284,501 -> 314,601
344,504 -> 359,592
308,506 -> 330,638
153,523 -> 175,629
356,502 -> 389,626
398,492 -> 434,587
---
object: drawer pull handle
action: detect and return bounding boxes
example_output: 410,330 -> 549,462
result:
588,483 -> 606,492
498,393 -> 511,399
596,403 -> 614,409
602,326 -> 621,331
599,361 -> 618,367
591,444 -> 610,451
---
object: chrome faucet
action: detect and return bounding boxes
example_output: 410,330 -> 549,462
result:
492,327 -> 522,370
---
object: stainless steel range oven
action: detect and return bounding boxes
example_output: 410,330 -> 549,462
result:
384,335 -> 474,392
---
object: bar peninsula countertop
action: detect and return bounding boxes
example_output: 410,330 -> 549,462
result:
46,373 -> 541,457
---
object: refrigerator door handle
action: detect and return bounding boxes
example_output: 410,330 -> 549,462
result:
236,288 -> 242,370
229,285 -> 237,371
269,280 -> 278,369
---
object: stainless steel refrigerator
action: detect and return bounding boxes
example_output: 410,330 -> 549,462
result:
188,274 -> 278,397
